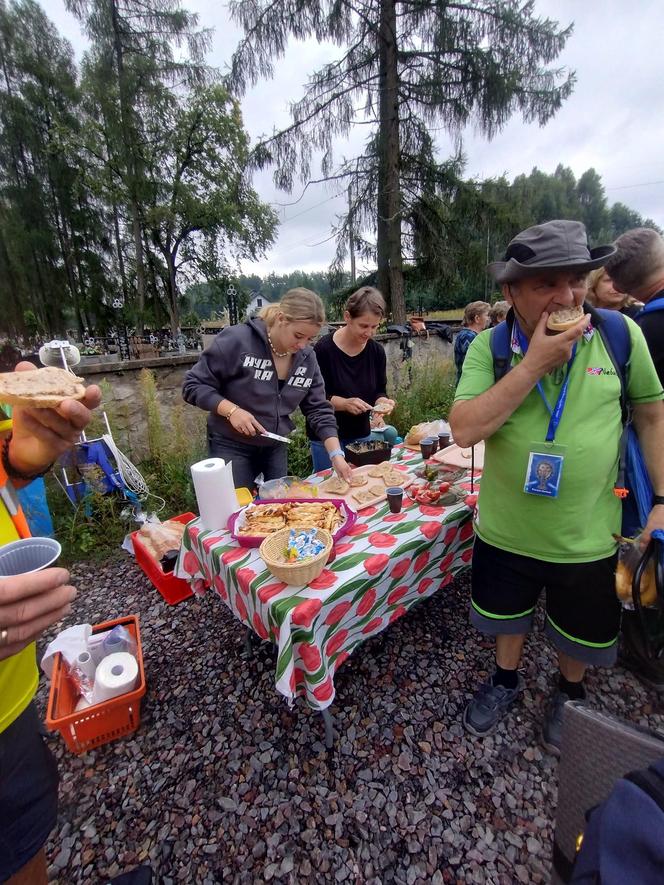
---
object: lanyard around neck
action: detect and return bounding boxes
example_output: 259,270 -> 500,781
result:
517,326 -> 577,443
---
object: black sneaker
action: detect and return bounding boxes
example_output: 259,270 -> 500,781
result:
542,690 -> 582,756
462,678 -> 522,737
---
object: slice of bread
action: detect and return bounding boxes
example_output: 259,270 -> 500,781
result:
546,305 -> 584,332
0,366 -> 86,408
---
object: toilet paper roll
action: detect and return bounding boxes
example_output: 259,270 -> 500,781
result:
90,652 -> 139,705
191,457 -> 237,531
75,651 -> 96,682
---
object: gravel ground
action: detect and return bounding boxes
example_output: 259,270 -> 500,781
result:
36,556 -> 664,885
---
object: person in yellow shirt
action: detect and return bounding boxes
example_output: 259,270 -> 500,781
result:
0,362 -> 100,885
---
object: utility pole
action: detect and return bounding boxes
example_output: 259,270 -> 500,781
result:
484,223 -> 491,300
348,183 -> 356,284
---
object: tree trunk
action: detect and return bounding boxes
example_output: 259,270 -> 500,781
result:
112,198 -> 129,301
377,0 -> 405,324
166,249 -> 180,337
47,174 -> 84,338
110,0 -> 146,333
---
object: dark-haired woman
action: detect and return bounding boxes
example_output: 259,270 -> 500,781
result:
307,287 -> 397,472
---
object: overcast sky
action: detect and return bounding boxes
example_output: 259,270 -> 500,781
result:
49,0 -> 664,278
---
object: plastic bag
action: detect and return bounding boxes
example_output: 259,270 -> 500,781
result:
136,519 -> 186,561
68,650 -> 95,705
257,476 -> 319,500
102,625 -> 137,659
615,534 -> 658,608
404,419 -> 451,447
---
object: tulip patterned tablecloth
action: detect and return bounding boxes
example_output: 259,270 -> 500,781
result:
177,451 -> 477,712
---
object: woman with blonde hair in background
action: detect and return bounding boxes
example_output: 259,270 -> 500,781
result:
489,300 -> 510,327
183,288 -> 352,489
454,300 -> 491,384
307,286 -> 397,472
586,267 -> 642,318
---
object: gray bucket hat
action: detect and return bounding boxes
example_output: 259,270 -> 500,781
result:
488,220 -> 616,284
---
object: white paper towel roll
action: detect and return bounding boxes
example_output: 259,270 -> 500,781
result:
91,652 -> 138,705
191,457 -> 237,531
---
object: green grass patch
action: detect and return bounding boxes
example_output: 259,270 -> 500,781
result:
426,309 -> 463,321
390,356 -> 456,432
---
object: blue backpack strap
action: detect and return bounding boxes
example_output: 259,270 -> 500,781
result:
635,297 -> 664,319
590,306 -> 632,502
490,310 -> 515,382
591,306 -> 630,422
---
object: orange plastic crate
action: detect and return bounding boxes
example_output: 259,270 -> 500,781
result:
131,512 -> 195,605
46,615 -> 146,754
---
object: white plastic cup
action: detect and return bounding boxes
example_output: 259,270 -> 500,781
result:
0,537 -> 62,578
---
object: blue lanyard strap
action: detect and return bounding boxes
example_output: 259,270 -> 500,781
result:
517,327 -> 576,443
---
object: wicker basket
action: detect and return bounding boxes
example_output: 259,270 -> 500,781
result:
259,527 -> 333,585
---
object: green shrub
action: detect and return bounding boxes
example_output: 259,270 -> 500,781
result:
390,356 -> 456,434
287,412 -> 313,477
46,482 -> 129,564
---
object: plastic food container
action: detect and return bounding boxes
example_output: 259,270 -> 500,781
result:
46,614 -> 146,755
227,498 -> 356,548
345,440 -> 392,467
131,512 -> 195,605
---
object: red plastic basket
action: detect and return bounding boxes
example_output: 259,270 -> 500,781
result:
45,615 -> 146,754
131,512 -> 195,605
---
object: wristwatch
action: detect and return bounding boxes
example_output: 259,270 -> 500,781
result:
328,448 -> 344,460
653,495 -> 664,507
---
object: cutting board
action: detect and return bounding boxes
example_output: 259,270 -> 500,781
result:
317,463 -> 413,511
432,441 -> 485,470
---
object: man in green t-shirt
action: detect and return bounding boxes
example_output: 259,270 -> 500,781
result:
450,220 -> 664,754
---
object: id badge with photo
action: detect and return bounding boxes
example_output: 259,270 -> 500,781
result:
523,444 -> 567,498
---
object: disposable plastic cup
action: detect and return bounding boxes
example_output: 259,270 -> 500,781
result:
386,487 -> 404,513
438,432 -> 451,449
0,537 -> 62,578
420,437 -> 435,460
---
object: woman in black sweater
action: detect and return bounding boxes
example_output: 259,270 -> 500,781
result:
307,287 -> 397,472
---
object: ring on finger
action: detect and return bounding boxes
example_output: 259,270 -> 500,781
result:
0,628 -> 9,648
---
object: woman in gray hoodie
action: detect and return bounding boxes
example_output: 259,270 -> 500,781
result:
183,288 -> 352,490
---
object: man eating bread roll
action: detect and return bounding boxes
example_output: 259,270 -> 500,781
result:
450,219 -> 664,755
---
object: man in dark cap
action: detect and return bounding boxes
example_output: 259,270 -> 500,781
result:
605,227 -> 664,385
449,220 -> 664,754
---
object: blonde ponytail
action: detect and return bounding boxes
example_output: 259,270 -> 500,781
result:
259,288 -> 326,328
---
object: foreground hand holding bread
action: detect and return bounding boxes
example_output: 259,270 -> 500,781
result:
2,363 -> 102,480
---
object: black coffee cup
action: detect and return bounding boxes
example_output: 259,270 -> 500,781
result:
438,432 -> 451,449
386,487 -> 403,513
420,437 -> 435,460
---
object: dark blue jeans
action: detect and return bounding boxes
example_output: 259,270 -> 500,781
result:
208,432 -> 288,491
